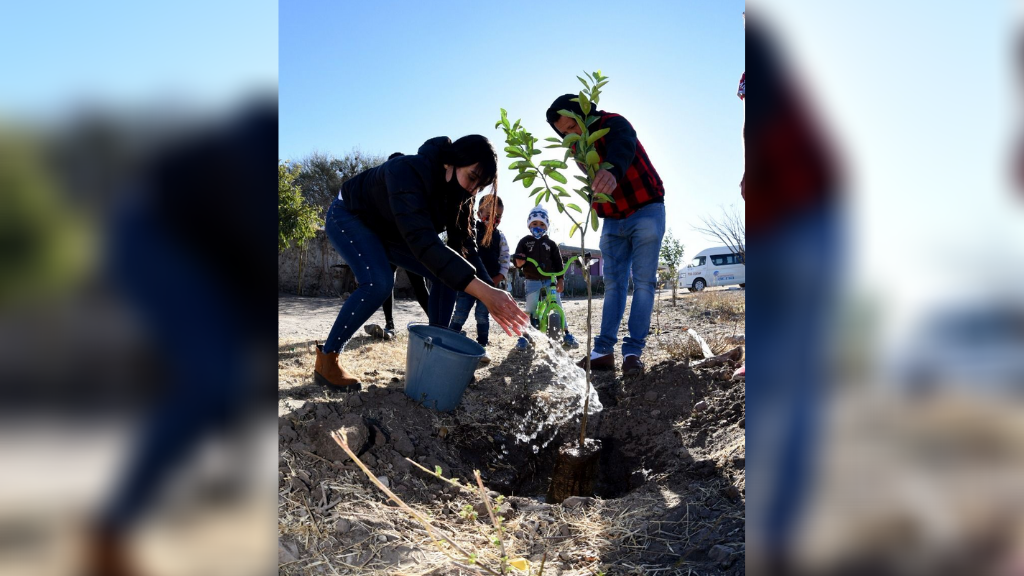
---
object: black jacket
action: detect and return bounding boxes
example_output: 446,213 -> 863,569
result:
514,235 -> 563,281
340,137 -> 488,291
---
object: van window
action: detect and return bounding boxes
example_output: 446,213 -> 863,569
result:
710,253 -> 743,266
690,256 -> 705,267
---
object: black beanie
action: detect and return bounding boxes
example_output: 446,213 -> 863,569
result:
545,93 -> 591,137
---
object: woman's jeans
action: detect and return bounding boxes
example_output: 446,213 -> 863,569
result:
594,202 -> 666,358
322,199 -> 456,353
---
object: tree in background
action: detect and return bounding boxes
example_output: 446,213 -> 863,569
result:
279,161 -> 323,295
294,150 -> 385,213
659,229 -> 685,305
693,204 -> 745,263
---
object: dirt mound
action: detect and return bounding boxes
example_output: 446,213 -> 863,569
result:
279,291 -> 746,575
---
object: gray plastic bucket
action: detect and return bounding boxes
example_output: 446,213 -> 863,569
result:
404,323 -> 485,411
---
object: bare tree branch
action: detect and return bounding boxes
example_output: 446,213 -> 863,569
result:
693,204 -> 745,261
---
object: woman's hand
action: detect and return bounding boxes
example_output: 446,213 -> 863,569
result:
466,278 -> 528,336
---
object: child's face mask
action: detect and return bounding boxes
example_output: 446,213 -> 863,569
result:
530,226 -> 546,239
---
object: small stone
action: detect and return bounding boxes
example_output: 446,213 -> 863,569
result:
694,400 -> 708,412
335,519 -> 352,534
279,425 -> 297,442
315,404 -> 333,419
558,550 -> 572,561
394,434 -> 415,457
279,541 -> 300,563
738,417 -> 745,429
296,401 -> 314,417
651,410 -> 661,417
644,391 -> 658,402
724,485 -> 742,499
362,453 -> 377,467
562,496 -> 596,508
708,544 -> 734,563
377,534 -> 387,543
346,394 -> 363,408
731,456 -> 745,468
376,475 -> 390,488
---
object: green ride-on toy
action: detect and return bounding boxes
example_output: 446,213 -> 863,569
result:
516,255 -> 582,352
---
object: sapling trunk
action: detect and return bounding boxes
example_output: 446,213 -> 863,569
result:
497,70 -> 613,453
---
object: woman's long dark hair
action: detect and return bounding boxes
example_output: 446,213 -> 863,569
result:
441,135 -> 499,255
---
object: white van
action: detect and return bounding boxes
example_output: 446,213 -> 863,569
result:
679,246 -> 745,291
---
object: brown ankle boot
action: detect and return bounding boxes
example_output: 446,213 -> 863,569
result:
314,343 -> 361,391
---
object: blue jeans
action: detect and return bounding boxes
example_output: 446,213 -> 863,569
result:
746,205 -> 841,552
595,202 -> 665,358
449,292 -> 490,345
322,199 -> 456,353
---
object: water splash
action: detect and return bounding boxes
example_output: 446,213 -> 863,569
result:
510,326 -> 603,449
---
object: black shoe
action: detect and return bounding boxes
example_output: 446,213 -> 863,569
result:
577,352 -> 614,371
622,355 -> 645,377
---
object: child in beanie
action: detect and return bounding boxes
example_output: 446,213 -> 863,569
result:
512,205 -> 579,351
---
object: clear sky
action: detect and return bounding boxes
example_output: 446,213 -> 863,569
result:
1,0 -> 278,117
280,0 -> 746,260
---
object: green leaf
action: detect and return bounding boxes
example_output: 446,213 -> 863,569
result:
556,203 -> 564,213
512,171 -> 535,182
435,465 -> 442,475
557,109 -> 574,118
535,193 -> 544,207
569,223 -> 579,237
586,115 -> 600,127
544,137 -> 561,143
567,203 -> 582,213
585,150 -> 600,166
577,75 -> 590,89
504,147 -> 525,158
552,185 -> 567,195
531,149 -> 541,155
595,193 -> 615,203
548,170 -> 567,184
513,119 -> 520,131
579,91 -> 591,115
592,70 -> 600,81
524,176 -> 534,187
544,144 -> 562,149
599,162 -> 614,170
587,128 -> 610,144
574,175 -> 589,185
591,209 -> 599,231
596,80 -> 609,89
563,134 -> 581,145
539,160 -> 561,168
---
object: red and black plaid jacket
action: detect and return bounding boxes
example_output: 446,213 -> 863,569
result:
573,112 -> 665,220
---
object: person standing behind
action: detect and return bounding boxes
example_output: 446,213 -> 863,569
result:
448,193 -> 509,364
512,205 -> 580,352
546,94 -> 666,377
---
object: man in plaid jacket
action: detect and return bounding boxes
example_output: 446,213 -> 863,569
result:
546,94 -> 666,378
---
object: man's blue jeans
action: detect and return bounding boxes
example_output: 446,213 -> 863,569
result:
449,292 -> 490,345
322,198 -> 456,353
594,202 -> 666,358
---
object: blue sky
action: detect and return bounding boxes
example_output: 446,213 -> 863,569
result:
280,0 -> 746,258
1,0 -> 277,116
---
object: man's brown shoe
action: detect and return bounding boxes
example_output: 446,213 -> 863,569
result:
577,352 -> 614,371
314,343 -> 361,391
622,354 -> 645,378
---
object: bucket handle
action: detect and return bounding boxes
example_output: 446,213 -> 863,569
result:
423,336 -> 433,351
